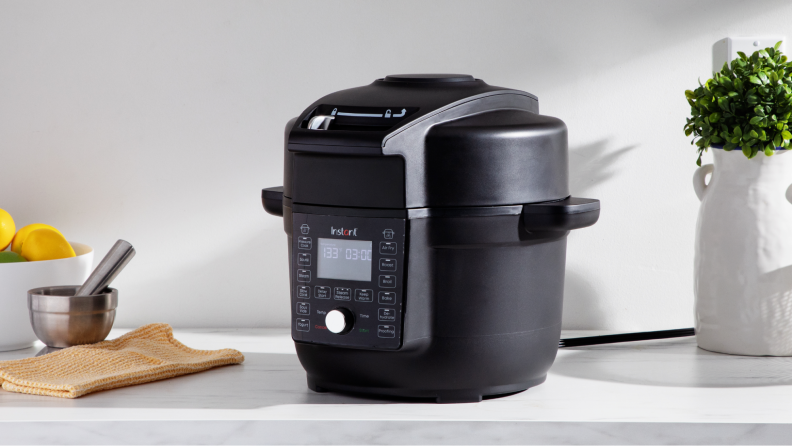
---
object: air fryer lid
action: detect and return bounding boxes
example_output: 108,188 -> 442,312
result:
284,74 -> 569,209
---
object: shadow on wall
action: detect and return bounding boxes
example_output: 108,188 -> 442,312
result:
562,140 -> 637,329
568,139 -> 637,197
561,270 -> 606,330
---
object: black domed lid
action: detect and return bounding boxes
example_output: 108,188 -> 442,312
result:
383,74 -> 476,83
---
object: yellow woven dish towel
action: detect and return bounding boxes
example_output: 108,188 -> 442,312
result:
0,323 -> 244,398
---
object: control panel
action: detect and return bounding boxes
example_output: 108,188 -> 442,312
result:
291,213 -> 406,350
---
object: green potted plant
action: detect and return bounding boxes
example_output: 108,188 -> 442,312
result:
685,41 -> 792,166
687,42 -> 792,356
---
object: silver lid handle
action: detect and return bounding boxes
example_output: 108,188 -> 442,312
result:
307,115 -> 334,130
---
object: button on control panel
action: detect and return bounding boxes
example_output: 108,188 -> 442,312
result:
296,302 -> 310,315
314,286 -> 330,299
378,308 -> 396,322
379,258 -> 396,271
378,291 -> 396,305
297,269 -> 311,282
290,213 -> 406,350
355,289 -> 373,302
377,325 -> 396,338
296,318 -> 310,332
379,242 -> 397,256
334,287 -> 351,301
298,237 -> 312,250
378,275 -> 396,288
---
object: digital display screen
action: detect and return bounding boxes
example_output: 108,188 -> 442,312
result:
317,238 -> 373,282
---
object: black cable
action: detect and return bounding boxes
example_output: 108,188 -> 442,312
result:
558,328 -> 695,348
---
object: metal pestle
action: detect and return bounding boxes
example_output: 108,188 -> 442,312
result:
75,240 -> 136,296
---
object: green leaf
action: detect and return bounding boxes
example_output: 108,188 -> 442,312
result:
774,133 -> 782,146
759,71 -> 770,84
717,97 -> 728,111
724,142 -> 738,151
760,49 -> 770,59
776,41 -> 783,51
685,90 -> 696,99
750,116 -> 763,125
765,146 -> 775,156
783,130 -> 792,139
696,155 -> 702,167
709,112 -> 720,123
751,129 -> 760,138
743,145 -> 752,157
738,51 -> 748,60
685,127 -> 693,136
734,126 -> 743,137
750,76 -> 762,85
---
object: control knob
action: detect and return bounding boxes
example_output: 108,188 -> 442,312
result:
325,308 -> 354,334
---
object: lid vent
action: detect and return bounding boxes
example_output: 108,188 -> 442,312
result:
383,74 -> 475,83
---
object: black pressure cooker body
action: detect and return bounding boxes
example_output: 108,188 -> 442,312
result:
263,74 -> 599,403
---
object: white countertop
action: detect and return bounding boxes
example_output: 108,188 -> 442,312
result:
1,328 -> 792,445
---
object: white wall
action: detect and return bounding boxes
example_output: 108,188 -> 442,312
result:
1,0 -> 790,329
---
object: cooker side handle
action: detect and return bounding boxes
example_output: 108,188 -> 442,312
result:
262,186 -> 284,217
522,197 -> 600,232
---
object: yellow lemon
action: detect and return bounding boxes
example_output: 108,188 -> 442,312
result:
12,223 -> 64,254
20,229 -> 75,261
0,209 -> 14,251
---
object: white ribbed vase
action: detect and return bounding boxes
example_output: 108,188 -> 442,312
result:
694,148 -> 792,356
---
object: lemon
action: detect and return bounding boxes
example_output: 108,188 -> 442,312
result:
20,229 -> 75,261
0,251 -> 26,263
0,209 -> 15,251
12,223 -> 64,255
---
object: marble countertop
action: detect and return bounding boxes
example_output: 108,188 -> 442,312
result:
1,328 -> 792,445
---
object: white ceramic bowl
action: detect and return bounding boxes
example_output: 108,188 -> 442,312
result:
0,242 -> 93,351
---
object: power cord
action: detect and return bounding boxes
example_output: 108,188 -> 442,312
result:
559,328 -> 696,348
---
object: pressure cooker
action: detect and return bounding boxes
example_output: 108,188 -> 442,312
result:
263,74 -> 600,403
